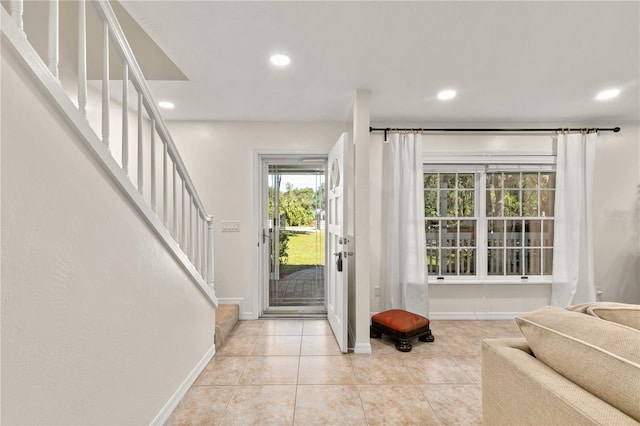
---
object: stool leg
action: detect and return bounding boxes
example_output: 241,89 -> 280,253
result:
396,339 -> 412,352
419,328 -> 435,343
370,326 -> 382,339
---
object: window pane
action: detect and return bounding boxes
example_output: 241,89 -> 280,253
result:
505,249 -> 523,275
525,220 -> 542,247
540,190 -> 555,217
543,249 -> 553,275
522,190 -> 538,216
459,249 -> 476,275
542,220 -> 554,247
486,173 -> 502,189
487,220 -> 504,247
525,249 -> 541,275
523,173 -> 538,189
486,189 -> 502,216
488,248 -> 503,275
442,220 -> 457,247
442,173 -> 456,189
459,220 -> 476,247
424,174 -> 438,189
425,190 -> 438,217
541,172 -> 556,189
458,190 -> 474,217
458,174 -> 474,189
426,220 -> 439,244
503,190 -> 520,216
505,220 -> 522,247
449,191 -> 458,217
504,173 -> 521,188
442,249 -> 457,275
440,189 -> 455,217
427,248 -> 439,275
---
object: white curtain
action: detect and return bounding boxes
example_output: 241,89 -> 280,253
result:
384,133 -> 428,315
552,132 -> 597,307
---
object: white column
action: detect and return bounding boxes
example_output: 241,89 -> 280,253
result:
163,142 -> 168,227
121,64 -> 129,174
77,0 -> 87,117
207,219 -> 214,288
200,217 -> 206,277
48,0 -> 59,79
137,93 -> 143,194
10,0 -> 24,31
182,182 -> 187,248
189,197 -> 194,261
102,23 -> 110,148
150,119 -> 156,212
173,163 -> 178,240
195,212 -> 200,273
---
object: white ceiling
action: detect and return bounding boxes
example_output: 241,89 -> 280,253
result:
119,1 -> 639,125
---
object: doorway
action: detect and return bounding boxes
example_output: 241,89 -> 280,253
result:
260,156 -> 327,317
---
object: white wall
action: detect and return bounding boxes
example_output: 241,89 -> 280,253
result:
167,121 -> 344,317
168,118 -> 639,321
1,41 -> 215,425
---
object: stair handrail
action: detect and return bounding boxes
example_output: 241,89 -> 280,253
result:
92,0 -> 210,223
2,0 -> 215,299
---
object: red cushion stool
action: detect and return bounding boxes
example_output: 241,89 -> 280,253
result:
370,309 -> 435,352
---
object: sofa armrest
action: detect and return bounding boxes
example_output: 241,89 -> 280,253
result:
482,338 -> 638,426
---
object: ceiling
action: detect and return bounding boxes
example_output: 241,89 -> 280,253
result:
118,1 -> 639,125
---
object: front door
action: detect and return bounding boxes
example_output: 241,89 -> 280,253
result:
260,157 -> 327,316
326,133 -> 349,353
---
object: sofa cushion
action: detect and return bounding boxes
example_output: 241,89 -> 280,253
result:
566,302 -> 640,330
516,306 -> 640,421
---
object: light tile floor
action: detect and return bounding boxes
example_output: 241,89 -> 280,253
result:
166,319 -> 523,425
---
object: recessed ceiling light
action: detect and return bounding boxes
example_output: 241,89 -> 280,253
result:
158,101 -> 175,109
437,89 -> 456,101
595,88 -> 621,101
270,54 -> 291,67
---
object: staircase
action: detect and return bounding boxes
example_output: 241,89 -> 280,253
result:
215,304 -> 240,348
1,0 -> 216,304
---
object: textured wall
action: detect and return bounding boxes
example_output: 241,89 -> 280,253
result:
1,41 -> 215,424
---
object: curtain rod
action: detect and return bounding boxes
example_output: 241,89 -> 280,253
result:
370,126 -> 621,141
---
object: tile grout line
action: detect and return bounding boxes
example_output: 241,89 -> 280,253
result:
292,331 -> 303,426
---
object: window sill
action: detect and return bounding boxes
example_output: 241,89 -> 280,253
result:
428,279 -> 552,285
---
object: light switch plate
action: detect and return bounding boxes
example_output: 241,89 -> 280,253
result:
221,221 -> 240,232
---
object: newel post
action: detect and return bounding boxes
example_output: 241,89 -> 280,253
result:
206,218 -> 214,289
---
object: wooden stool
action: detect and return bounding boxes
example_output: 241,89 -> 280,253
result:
370,309 -> 434,352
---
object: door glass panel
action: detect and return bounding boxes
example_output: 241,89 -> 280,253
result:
267,164 -> 326,309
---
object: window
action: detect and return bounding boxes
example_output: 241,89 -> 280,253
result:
424,167 -> 556,282
425,173 -> 476,276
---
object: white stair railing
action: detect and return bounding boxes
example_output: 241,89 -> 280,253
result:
2,0 -> 215,302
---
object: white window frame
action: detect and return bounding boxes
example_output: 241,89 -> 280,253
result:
424,154 -> 556,285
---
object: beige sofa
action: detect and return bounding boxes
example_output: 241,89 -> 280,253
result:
482,303 -> 640,425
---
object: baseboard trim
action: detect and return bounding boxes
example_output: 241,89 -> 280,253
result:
429,312 -> 522,320
150,344 -> 216,425
353,342 -> 372,354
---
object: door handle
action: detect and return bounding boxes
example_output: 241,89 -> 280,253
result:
262,229 -> 272,244
335,252 -> 343,272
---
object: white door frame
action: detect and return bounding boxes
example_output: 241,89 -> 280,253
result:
253,150 -> 328,318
